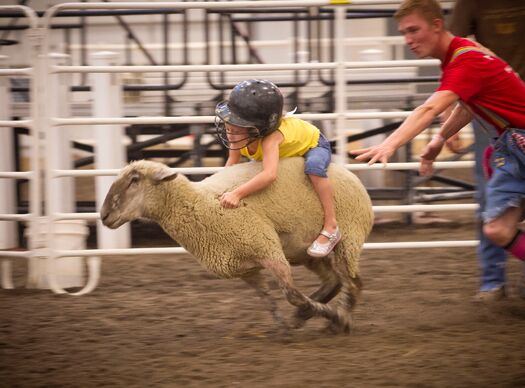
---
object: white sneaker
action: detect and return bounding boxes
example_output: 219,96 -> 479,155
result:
307,227 -> 341,258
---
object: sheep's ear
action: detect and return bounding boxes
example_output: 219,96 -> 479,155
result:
152,169 -> 178,184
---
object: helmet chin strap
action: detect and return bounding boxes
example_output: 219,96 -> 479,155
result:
224,137 -> 260,151
219,135 -> 260,151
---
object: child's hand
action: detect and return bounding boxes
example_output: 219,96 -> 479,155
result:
220,191 -> 241,208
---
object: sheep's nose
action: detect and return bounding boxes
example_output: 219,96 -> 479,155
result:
100,208 -> 109,223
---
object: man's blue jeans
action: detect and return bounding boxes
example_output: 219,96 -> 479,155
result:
473,121 -> 507,291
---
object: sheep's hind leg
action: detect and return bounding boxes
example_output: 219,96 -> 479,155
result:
242,270 -> 289,335
262,258 -> 344,329
292,258 -> 341,328
329,250 -> 364,334
326,276 -> 362,334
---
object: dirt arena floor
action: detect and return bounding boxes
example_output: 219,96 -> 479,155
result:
2,214 -> 525,388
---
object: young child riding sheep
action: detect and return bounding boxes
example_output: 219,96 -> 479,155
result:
215,79 -> 340,258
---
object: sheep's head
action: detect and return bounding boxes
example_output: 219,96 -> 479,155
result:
100,160 -> 178,229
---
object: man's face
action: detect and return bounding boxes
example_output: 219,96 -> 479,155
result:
398,12 -> 441,58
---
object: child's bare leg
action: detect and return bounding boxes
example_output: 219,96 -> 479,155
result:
309,175 -> 338,245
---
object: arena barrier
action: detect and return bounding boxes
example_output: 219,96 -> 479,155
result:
0,5 -> 41,291
1,1 -> 478,295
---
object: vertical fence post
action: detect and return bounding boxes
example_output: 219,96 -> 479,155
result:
47,53 -> 75,214
358,48 -> 385,189
0,55 -> 16,289
25,26 -> 46,288
43,52 -> 86,289
334,5 -> 347,164
91,51 -> 130,249
0,55 -> 18,251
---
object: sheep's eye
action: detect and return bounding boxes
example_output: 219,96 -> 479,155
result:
128,175 -> 140,188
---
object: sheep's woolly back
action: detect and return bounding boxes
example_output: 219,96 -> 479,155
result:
196,157 -> 373,277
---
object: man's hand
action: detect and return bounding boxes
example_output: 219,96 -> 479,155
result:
220,191 -> 242,208
419,158 -> 435,176
419,134 -> 445,176
444,133 -> 465,154
350,143 -> 397,165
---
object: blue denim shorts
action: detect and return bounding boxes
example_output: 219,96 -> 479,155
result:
303,134 -> 332,177
483,127 -> 525,222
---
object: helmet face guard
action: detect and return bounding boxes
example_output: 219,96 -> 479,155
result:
214,116 -> 261,150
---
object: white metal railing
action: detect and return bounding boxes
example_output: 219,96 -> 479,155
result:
0,171 -> 32,179
52,60 -> 439,74
52,111 -> 419,127
66,36 -> 408,56
0,214 -> 32,221
56,239 -> 482,260
0,5 -> 41,288
0,119 -> 32,128
41,0 -> 405,21
51,161 -> 474,178
52,204 -> 479,223
0,1 -> 479,296
0,68 -> 33,76
0,5 -> 39,292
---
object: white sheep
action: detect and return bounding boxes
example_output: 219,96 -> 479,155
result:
100,157 -> 373,333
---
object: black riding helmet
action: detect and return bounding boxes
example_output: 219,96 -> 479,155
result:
215,79 -> 284,149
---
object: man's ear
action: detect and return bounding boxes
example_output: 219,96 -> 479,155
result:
152,169 -> 178,184
432,18 -> 444,32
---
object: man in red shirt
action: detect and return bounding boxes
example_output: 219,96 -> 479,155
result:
447,0 -> 525,301
351,0 -> 525,263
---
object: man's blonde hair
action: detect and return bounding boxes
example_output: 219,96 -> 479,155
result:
394,0 -> 444,24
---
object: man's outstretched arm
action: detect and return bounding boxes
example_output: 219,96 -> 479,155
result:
351,90 -> 460,165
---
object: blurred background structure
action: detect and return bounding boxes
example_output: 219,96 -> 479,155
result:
0,0 -> 478,293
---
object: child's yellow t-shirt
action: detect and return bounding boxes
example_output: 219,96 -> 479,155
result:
240,117 -> 320,161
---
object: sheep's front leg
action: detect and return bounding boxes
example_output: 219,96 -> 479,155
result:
241,270 -> 289,334
261,258 -> 345,330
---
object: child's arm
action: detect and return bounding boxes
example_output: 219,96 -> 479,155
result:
220,131 -> 283,208
225,149 -> 241,167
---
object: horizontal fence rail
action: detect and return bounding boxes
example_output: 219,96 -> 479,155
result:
0,214 -> 31,221
52,161 -> 475,178
0,68 -> 33,76
49,203 -> 479,223
50,203 -> 479,223
52,112 -> 417,126
52,59 -> 439,74
56,239 -> 481,259
0,171 -> 32,179
0,120 -> 32,128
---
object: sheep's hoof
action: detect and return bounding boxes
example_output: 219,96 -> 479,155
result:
278,328 -> 293,343
291,316 -> 306,329
325,321 -> 351,335
263,322 -> 292,342
291,305 -> 314,328
326,312 -> 352,335
271,317 -> 292,337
